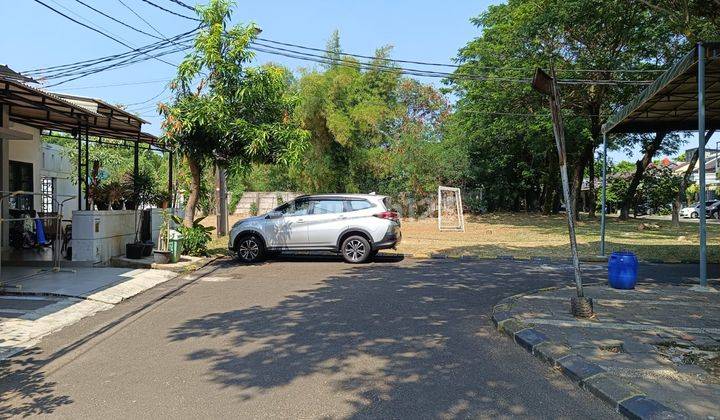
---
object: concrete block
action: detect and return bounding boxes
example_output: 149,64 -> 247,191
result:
533,342 -> 571,366
557,354 -> 605,384
583,373 -> 643,410
491,311 -> 512,328
514,328 -> 548,352
619,395 -> 686,420
498,319 -> 527,337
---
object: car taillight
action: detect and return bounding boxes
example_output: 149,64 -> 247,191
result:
374,211 -> 399,221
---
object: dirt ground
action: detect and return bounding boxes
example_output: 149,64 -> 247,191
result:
205,212 -> 720,262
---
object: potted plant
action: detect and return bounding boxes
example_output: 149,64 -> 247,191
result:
153,209 -> 172,264
105,181 -> 127,210
154,190 -> 172,209
123,170 -> 157,259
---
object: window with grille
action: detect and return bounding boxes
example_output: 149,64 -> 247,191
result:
41,177 -> 55,213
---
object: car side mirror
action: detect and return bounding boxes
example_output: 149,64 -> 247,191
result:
266,211 -> 282,219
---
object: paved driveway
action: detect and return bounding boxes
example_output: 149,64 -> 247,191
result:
5,256 -> 696,418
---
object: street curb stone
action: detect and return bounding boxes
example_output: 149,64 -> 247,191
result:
490,291 -> 688,419
556,354 -> 606,384
514,328 -> 548,352
583,374 -> 643,411
619,396 -> 686,420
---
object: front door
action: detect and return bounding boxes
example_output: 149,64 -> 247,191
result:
266,198 -> 311,249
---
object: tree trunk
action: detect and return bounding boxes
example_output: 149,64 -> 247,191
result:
571,141 -> 594,221
184,156 -> 202,227
588,149 -> 596,218
619,131 -> 666,220
672,129 -> 716,227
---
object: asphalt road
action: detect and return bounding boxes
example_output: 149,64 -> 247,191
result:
2,256 -> 705,419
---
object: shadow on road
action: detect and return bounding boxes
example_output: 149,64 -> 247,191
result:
166,259 -> 616,417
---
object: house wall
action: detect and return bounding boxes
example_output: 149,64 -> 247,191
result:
71,208 -> 178,263
40,142 -> 78,220
6,123 -> 42,211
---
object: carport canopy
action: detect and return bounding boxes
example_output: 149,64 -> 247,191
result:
599,42 -> 720,288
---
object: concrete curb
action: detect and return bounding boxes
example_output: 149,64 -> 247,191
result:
491,296 -> 687,419
0,256 -> 220,302
377,252 -> 700,265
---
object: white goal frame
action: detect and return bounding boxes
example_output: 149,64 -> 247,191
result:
437,186 -> 465,232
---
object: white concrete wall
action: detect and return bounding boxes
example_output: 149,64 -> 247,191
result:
71,209 -> 169,263
40,143 -> 77,220
6,123 -> 42,211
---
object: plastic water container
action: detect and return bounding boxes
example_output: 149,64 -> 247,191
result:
168,230 -> 183,263
608,251 -> 638,289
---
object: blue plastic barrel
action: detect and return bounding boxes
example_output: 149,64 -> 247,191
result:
608,251 -> 638,289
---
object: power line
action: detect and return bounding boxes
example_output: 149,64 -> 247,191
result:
72,0 -> 162,40
116,0 -> 170,40
43,44 -> 189,87
137,0 -> 201,21
47,0 -> 136,46
249,43 -> 654,85
59,78 -> 171,90
23,28 -> 198,76
32,0 -> 178,67
256,36 -> 667,75
167,0 -> 195,12
124,86 -> 169,107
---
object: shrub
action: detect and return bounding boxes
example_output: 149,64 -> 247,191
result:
249,202 -> 259,216
229,191 -> 243,214
175,216 -> 215,256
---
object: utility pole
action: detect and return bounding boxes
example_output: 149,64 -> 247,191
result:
532,67 -> 593,318
215,164 -> 228,236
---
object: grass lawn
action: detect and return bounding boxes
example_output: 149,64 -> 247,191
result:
205,213 -> 720,262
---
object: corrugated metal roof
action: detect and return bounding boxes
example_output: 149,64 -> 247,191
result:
602,42 -> 720,134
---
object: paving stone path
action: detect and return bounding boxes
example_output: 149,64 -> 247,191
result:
494,283 -> 720,419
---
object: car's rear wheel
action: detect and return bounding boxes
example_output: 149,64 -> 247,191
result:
341,235 -> 371,264
236,235 -> 264,263
692,211 -> 698,218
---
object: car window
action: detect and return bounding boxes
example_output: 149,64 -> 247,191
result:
345,199 -> 373,211
278,199 -> 310,216
311,199 -> 344,214
276,202 -> 292,214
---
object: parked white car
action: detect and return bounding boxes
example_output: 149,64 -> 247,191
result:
228,194 -> 401,263
680,204 -> 700,218
680,201 -> 717,218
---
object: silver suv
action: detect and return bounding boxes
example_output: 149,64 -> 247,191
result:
229,194 -> 401,263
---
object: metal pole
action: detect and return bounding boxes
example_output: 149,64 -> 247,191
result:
76,123 -> 82,211
84,125 -> 89,211
698,42 -> 707,288
600,131 -> 608,256
168,151 -> 174,204
133,134 -> 140,198
548,72 -> 583,298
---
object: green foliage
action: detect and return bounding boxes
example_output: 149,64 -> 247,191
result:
249,202 -> 259,216
446,0 -> 683,213
639,165 -> 681,213
176,216 -> 215,256
156,209 -> 171,251
160,0 -> 308,224
686,183 -> 699,203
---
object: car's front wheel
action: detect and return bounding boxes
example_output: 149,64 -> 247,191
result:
341,235 -> 371,264
692,211 -> 698,218
236,235 -> 264,263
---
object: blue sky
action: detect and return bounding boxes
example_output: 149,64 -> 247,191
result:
1,0 -> 706,162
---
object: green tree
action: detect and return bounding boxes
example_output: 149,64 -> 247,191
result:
448,0 -> 678,216
160,0 -> 307,225
638,165 -> 681,214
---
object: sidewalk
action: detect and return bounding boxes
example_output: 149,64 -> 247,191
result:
493,283 -> 720,419
0,266 -> 177,360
